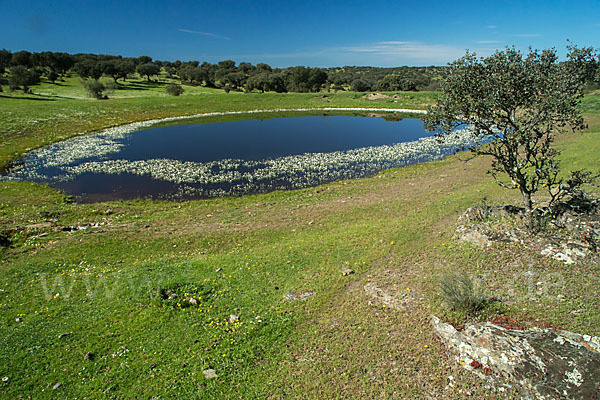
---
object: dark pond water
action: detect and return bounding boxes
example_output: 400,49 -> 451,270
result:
4,114 -> 480,202
115,115 -> 428,162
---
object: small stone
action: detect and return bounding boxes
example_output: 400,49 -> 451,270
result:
284,292 -> 296,301
229,314 -> 239,323
340,268 -> 354,276
203,369 -> 218,379
53,382 -> 61,390
284,290 -> 314,301
297,290 -> 314,300
15,318 -> 21,323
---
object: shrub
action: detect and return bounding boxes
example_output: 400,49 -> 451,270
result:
83,79 -> 107,99
439,272 -> 486,316
165,83 -> 184,96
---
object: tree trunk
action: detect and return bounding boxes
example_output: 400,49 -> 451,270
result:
522,190 -> 535,231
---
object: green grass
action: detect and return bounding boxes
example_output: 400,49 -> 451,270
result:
0,84 -> 598,398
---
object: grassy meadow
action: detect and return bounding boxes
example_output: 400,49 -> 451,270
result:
0,75 -> 599,399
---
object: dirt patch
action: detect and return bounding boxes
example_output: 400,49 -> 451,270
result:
365,93 -> 392,100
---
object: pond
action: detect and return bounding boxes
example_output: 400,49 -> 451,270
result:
2,110 -> 481,202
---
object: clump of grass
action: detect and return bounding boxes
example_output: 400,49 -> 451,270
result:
439,272 -> 486,316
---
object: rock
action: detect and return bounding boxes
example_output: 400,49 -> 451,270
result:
52,382 -> 62,390
456,204 -> 600,265
284,290 -> 314,301
457,206 -> 490,224
455,225 -> 493,247
340,268 -> 355,276
15,318 -> 21,323
203,369 -> 218,379
229,314 -> 239,323
431,315 -> 600,399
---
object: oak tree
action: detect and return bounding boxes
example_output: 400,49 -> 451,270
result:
424,46 -> 597,229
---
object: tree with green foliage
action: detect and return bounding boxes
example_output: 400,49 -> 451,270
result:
136,63 -> 160,81
221,71 -> 246,90
308,68 -> 327,92
47,70 -> 59,84
255,63 -> 272,72
8,65 -> 41,93
0,49 -> 11,74
136,55 -> 153,65
376,74 -> 417,91
245,72 -> 270,93
350,78 -> 370,92
10,50 -> 32,67
424,46 -> 597,230
100,60 -> 119,83
285,66 -> 326,92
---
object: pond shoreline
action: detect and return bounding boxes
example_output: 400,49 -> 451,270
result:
94,107 -> 427,138
2,111 -> 490,202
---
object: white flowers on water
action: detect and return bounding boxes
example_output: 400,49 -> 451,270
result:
2,109 -> 484,199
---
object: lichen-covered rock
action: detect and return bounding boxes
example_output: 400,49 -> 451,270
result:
431,316 -> 600,399
455,204 -> 599,266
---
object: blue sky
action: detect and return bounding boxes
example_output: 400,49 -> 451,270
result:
1,0 -> 599,67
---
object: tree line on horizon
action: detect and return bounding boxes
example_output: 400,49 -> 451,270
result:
0,49 -> 448,95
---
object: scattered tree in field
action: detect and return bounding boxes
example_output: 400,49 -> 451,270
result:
116,59 -> 136,81
424,46 -> 598,230
47,70 -> 59,84
100,60 -> 119,83
165,83 -> 184,96
8,65 -> 41,92
136,63 -> 160,81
